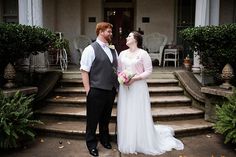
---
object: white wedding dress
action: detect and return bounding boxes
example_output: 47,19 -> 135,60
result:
117,50 -> 184,155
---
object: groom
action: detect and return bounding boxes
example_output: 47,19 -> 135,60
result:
80,22 -> 118,156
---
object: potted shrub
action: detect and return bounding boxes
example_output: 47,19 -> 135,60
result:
183,54 -> 192,71
0,90 -> 42,149
0,23 -> 69,87
180,24 -> 236,85
0,23 -> 57,65
0,23 -> 54,86
47,32 -> 71,65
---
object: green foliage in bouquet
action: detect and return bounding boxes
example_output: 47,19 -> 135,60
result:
213,90 -> 236,144
0,91 -> 42,149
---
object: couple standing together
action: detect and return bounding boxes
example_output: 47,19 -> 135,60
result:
80,22 -> 184,156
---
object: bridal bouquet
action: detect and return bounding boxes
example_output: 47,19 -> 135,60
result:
118,69 -> 136,84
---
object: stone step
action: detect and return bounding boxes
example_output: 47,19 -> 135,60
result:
35,106 -> 203,122
61,71 -> 176,79
150,71 -> 176,79
34,68 -> 213,139
53,86 -> 184,97
157,119 -> 214,137
34,119 -> 213,139
45,95 -> 192,107
62,71 -> 81,79
58,78 -> 179,87
147,78 -> 179,86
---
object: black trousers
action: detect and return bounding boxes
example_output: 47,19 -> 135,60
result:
86,87 -> 116,150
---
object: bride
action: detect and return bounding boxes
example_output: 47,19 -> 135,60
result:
117,31 -> 184,155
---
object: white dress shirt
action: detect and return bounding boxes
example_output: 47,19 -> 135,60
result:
80,38 -> 118,72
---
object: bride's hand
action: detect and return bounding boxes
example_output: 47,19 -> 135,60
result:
125,78 -> 135,86
125,75 -> 141,86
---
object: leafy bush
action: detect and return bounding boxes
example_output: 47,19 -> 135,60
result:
0,23 -> 55,87
0,23 -> 70,87
213,90 -> 236,144
0,23 -> 57,64
180,24 -> 236,85
0,91 -> 42,149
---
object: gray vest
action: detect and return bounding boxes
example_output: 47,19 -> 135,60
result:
89,42 -> 118,90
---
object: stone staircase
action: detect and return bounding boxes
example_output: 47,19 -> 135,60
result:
34,69 -> 214,139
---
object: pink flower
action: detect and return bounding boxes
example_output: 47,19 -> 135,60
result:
118,70 -> 135,84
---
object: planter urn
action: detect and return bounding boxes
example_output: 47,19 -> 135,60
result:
183,55 -> 191,71
3,63 -> 16,88
220,63 -> 234,90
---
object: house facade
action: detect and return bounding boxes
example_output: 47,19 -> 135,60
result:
0,0 -> 235,72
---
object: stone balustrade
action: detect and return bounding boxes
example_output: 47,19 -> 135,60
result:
2,86 -> 38,97
201,86 -> 233,122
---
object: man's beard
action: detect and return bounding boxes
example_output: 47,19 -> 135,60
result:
105,35 -> 112,43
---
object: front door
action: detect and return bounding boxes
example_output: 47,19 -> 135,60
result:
104,8 -> 134,53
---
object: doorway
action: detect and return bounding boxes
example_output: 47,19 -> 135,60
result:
104,8 -> 134,53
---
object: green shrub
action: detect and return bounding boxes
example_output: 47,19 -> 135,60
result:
0,23 -> 55,87
0,23 -> 70,87
0,90 -> 42,149
180,24 -> 236,85
213,90 -> 236,144
0,23 -> 57,64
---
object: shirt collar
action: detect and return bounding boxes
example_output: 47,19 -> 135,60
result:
96,38 -> 109,48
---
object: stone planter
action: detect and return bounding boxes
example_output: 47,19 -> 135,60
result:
183,55 -> 191,71
3,63 -> 16,88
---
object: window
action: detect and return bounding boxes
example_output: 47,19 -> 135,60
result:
2,0 -> 18,23
177,0 -> 195,28
176,0 -> 196,60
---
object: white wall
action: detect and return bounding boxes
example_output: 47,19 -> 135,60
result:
43,0 -> 56,31
55,0 -> 82,40
136,0 -> 175,43
82,0 -> 103,40
43,0 -> 83,64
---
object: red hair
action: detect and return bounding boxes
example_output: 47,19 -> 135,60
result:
96,22 -> 113,36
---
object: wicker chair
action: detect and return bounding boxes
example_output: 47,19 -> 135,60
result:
143,32 -> 167,66
73,35 -> 92,61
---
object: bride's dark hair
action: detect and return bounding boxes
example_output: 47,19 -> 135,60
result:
131,31 -> 143,48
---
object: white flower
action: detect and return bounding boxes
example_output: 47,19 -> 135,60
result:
108,44 -> 115,50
